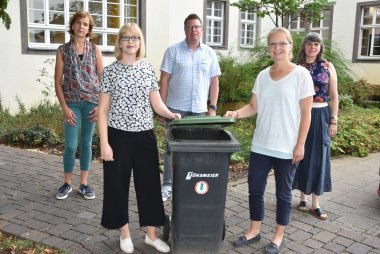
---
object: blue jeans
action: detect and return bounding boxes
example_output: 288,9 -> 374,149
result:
162,108 -> 205,187
248,152 -> 297,226
63,101 -> 97,173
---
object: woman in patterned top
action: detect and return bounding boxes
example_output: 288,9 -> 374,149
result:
54,11 -> 103,200
292,32 -> 339,220
98,23 -> 180,254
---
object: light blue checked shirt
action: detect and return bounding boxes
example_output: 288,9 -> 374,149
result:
160,40 -> 221,113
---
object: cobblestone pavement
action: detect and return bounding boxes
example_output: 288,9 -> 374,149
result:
0,145 -> 379,253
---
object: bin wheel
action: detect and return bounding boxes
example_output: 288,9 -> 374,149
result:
163,214 -> 170,241
222,219 -> 226,241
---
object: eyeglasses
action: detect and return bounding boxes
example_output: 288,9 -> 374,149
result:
121,35 -> 140,42
268,42 -> 289,48
185,25 -> 202,31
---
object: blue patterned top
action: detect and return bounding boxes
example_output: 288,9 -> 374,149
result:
300,60 -> 330,103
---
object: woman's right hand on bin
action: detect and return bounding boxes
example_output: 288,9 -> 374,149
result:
101,143 -> 114,161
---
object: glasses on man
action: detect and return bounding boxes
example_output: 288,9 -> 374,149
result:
121,35 -> 140,42
268,42 -> 289,48
185,25 -> 202,31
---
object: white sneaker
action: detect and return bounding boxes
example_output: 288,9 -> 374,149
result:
161,185 -> 172,202
145,234 -> 170,253
120,236 -> 134,253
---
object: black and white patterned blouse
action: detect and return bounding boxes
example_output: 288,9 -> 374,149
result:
100,60 -> 159,132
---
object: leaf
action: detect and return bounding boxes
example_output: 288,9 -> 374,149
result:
0,0 -> 11,29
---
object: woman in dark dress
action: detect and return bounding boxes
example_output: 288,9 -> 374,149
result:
293,32 -> 339,220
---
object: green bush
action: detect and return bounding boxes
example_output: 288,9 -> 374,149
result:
331,105 -> 380,157
341,79 -> 373,107
218,55 -> 254,103
322,39 -> 357,98
0,124 -> 59,148
338,94 -> 353,110
225,116 -> 256,163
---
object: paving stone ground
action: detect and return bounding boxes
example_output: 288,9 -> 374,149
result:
0,145 -> 379,253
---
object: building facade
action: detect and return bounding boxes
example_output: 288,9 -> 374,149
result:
0,0 -> 379,113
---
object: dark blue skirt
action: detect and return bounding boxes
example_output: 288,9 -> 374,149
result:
292,106 -> 332,195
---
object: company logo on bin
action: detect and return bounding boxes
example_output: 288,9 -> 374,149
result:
185,172 -> 219,180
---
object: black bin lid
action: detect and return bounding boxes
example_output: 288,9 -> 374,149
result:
169,115 -> 235,128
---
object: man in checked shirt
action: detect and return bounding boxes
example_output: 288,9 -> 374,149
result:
159,13 -> 221,202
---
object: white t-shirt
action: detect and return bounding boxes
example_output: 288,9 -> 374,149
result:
251,65 -> 315,159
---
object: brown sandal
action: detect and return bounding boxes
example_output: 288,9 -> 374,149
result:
310,208 -> 328,220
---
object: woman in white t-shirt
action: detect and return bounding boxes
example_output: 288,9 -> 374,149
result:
225,27 -> 314,254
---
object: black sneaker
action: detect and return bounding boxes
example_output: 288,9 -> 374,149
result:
78,184 -> 96,200
56,183 -> 72,200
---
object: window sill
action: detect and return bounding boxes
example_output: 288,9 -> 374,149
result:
352,58 -> 380,63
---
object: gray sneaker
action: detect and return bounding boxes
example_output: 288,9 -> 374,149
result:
78,184 -> 96,200
56,183 -> 72,200
161,185 -> 172,202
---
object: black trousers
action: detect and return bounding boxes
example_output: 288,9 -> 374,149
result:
101,127 -> 165,229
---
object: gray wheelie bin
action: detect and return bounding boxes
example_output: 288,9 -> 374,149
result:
164,116 -> 240,254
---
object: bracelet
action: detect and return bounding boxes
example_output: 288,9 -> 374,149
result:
234,110 -> 239,119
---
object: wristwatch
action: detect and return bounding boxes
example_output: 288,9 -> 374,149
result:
209,105 -> 217,111
329,116 -> 338,124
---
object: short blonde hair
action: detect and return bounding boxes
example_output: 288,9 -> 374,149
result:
267,27 -> 293,60
114,23 -> 145,60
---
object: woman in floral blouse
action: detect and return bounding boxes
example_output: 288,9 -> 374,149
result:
293,32 -> 339,220
98,23 -> 180,253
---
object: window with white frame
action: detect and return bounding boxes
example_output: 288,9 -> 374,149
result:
26,0 -> 140,51
355,3 -> 380,60
240,11 -> 256,48
310,9 -> 331,39
206,1 -> 225,46
287,9 -> 332,40
288,12 -> 306,34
